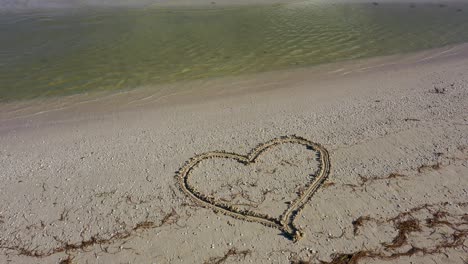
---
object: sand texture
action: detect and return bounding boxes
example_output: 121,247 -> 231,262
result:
0,44 -> 468,263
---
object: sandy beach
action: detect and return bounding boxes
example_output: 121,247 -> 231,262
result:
1,40 -> 468,264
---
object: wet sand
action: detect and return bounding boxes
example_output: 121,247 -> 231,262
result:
0,43 -> 468,263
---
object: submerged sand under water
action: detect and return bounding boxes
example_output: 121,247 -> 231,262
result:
1,1 -> 468,100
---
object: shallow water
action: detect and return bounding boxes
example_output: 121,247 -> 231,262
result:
1,2 -> 468,101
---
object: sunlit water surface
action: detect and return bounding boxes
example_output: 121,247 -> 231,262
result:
1,2 -> 468,101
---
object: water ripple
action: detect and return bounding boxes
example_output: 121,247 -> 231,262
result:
1,2 -> 468,101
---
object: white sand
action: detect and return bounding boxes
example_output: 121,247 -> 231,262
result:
0,43 -> 467,263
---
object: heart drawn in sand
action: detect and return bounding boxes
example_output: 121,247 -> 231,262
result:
177,135 -> 331,241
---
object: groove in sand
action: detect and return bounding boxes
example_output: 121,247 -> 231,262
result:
177,135 -> 331,241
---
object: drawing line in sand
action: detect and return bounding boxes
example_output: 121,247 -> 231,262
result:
177,135 -> 331,241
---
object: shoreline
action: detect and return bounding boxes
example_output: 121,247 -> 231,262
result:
3,1 -> 468,104
1,42 -> 467,129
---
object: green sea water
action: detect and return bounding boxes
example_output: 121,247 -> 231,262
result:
1,2 -> 468,101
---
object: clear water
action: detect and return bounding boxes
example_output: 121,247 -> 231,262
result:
1,2 -> 468,101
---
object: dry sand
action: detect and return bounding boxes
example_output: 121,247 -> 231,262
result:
0,43 -> 468,263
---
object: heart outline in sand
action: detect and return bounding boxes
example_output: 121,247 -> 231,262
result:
177,135 -> 331,241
